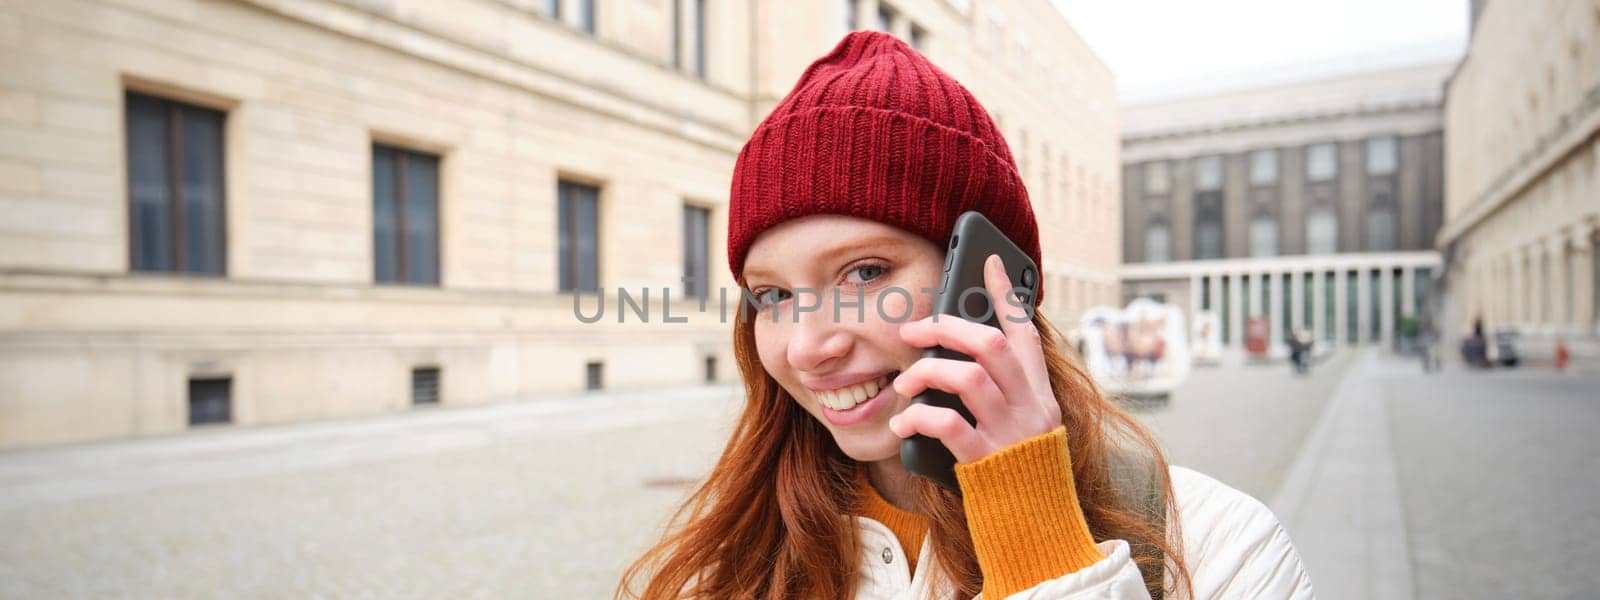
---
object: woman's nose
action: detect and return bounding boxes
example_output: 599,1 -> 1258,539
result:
786,307 -> 853,372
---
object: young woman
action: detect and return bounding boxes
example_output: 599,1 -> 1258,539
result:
618,32 -> 1315,599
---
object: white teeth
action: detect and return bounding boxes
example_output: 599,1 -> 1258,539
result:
816,374 -> 892,411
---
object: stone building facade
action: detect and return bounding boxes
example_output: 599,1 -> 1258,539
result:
0,0 -> 1119,448
1438,0 -> 1600,347
1118,63 -> 1451,355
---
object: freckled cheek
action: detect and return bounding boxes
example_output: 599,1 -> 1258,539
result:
752,323 -> 797,388
869,286 -> 937,325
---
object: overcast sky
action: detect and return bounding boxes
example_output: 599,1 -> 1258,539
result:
1050,0 -> 1470,104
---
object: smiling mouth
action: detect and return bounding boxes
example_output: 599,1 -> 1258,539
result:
815,371 -> 899,411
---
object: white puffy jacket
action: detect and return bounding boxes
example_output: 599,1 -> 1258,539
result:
850,467 -> 1316,599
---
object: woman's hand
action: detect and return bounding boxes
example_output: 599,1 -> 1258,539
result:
888,254 -> 1062,463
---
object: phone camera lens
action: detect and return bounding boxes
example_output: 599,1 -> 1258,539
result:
1021,267 -> 1036,288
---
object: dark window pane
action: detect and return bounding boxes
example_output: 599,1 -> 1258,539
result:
558,181 -> 600,293
412,367 -> 440,405
180,106 -> 226,275
693,0 -> 706,78
126,93 -> 172,272
1367,205 -> 1397,252
683,205 -> 709,298
404,152 -> 440,285
575,185 -> 599,291
1196,220 -> 1223,260
672,0 -> 681,68
373,146 -> 398,283
188,377 -> 231,426
585,361 -> 603,390
578,0 -> 596,33
373,145 -> 440,285
557,186 -> 572,292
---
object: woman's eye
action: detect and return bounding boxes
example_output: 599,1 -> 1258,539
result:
754,288 -> 791,307
846,264 -> 888,285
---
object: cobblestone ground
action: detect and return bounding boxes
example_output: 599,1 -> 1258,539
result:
9,349 -> 1511,600
1129,350 -> 1356,502
0,387 -> 742,599
1385,366 -> 1600,600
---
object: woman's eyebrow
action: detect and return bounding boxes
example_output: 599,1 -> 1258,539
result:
743,234 -> 905,283
811,234 -> 902,264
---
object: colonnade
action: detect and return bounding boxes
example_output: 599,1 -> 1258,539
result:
1462,223 -> 1599,337
1128,252 -> 1443,355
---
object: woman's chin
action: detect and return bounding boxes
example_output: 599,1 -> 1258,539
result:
832,429 -> 902,463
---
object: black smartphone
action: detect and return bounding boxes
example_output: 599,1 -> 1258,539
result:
901,210 -> 1039,494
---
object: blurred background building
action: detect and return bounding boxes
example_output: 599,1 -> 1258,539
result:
1117,63 -> 1450,355
0,0 -> 1119,448
1437,0 -> 1600,353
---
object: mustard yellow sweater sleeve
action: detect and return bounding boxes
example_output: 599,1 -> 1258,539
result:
953,426 -> 1103,598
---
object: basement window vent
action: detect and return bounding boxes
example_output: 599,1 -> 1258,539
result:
585,361 -> 604,391
412,366 -> 440,405
188,377 -> 232,426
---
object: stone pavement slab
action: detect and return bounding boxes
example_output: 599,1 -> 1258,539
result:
1271,350 -> 1414,599
0,384 -> 742,599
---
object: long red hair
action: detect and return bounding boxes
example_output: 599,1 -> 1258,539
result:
616,307 -> 1191,598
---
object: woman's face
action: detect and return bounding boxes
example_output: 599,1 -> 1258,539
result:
742,215 -> 941,462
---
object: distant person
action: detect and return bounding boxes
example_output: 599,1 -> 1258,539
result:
618,32 -> 1313,599
1461,318 -> 1490,369
1287,329 -> 1313,375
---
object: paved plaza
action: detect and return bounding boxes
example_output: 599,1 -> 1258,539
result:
1,352 -> 1595,598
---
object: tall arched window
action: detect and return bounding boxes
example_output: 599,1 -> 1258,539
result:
1250,214 -> 1278,257
1144,221 -> 1170,263
1366,203 -> 1397,251
1306,207 -> 1338,255
1195,220 -> 1223,260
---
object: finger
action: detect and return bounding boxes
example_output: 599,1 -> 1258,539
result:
889,404 -> 989,463
891,357 -> 1007,425
899,315 -> 1033,408
981,253 -> 1046,382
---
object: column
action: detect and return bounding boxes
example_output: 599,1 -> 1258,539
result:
1268,271 -> 1283,353
1291,269 -> 1306,333
1356,267 -> 1372,344
1380,266 -> 1396,345
1334,268 -> 1348,346
1548,236 -> 1569,332
1251,272 -> 1266,317
1571,226 -> 1595,333
1189,274 -> 1203,321
856,0 -> 878,33
1208,273 -> 1223,322
1484,259 -> 1497,331
1509,250 -> 1524,326
1312,270 -> 1327,342
1530,244 -> 1545,329
1401,266 -> 1416,319
889,11 -> 912,39
1228,272 -> 1244,351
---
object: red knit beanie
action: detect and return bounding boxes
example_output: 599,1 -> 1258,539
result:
727,31 -> 1042,302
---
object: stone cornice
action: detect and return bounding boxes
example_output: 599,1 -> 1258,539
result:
237,0 -> 751,154
1124,99 -> 1440,145
1437,81 -> 1600,246
1121,251 -> 1442,280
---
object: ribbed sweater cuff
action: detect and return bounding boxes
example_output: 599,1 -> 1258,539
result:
954,426 -> 1103,598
